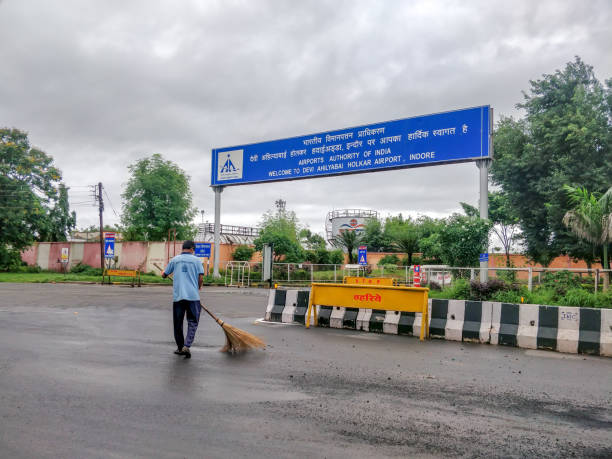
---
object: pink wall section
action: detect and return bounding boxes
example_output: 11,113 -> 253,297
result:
21,245 -> 38,266
82,243 -> 102,269
20,241 -> 254,272
120,242 -> 148,270
45,243 -> 71,271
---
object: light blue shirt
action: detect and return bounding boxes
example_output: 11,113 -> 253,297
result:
164,253 -> 204,302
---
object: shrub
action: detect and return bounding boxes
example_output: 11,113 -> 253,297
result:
16,264 -> 42,273
378,254 -> 400,266
232,245 -> 255,261
70,263 -> 103,276
594,290 -> 612,308
540,271 -> 581,296
524,288 -> 557,306
491,289 -> 523,303
450,278 -> 471,300
562,288 -> 596,308
424,280 -> 441,291
469,278 -> 512,301
329,249 -> 345,265
70,262 -> 89,273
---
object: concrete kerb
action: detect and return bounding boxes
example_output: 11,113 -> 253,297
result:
264,288 -> 612,357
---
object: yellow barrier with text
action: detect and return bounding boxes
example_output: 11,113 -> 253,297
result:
103,269 -> 141,287
306,283 -> 429,340
343,276 -> 396,286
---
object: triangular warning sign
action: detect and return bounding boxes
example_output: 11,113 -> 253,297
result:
359,255 -> 366,263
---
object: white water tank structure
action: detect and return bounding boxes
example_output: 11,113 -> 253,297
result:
325,209 -> 378,246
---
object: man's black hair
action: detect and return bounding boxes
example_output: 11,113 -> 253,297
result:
182,240 -> 195,250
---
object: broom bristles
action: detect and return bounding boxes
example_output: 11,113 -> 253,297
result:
218,321 -> 265,354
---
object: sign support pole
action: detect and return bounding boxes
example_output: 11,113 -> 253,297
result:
98,182 -> 104,271
213,186 -> 223,278
477,108 -> 493,283
477,159 -> 490,282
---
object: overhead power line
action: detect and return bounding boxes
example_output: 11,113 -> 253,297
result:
103,189 -> 118,216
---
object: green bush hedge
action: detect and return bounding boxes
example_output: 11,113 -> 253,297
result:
428,276 -> 612,308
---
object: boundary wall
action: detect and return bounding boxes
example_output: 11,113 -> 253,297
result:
265,289 -> 611,357
20,241 -> 244,273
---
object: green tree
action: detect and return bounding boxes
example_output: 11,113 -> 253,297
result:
305,247 -> 333,264
437,214 -> 491,269
334,230 -> 361,264
384,215 -> 419,265
361,218 -> 391,252
461,191 -> 520,267
563,185 -> 612,289
37,184 -> 76,242
299,228 -> 326,250
254,203 -> 304,262
328,249 -> 345,265
121,154 -> 196,241
491,57 -> 612,265
0,128 -> 76,268
416,216 -> 444,263
232,245 -> 255,261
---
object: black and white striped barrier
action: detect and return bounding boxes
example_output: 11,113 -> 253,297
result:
490,303 -> 612,356
264,289 -> 612,357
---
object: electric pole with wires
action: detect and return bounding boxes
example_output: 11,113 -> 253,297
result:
95,182 -> 104,270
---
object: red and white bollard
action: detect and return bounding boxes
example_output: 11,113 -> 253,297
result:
413,265 -> 421,287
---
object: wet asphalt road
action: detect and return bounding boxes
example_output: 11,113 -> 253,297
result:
0,283 -> 611,458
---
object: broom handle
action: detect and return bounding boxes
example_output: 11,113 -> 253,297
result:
199,302 -> 225,327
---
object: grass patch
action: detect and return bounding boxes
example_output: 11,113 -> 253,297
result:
0,271 -> 172,284
0,271 -> 230,286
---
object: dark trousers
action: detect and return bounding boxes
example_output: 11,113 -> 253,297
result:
173,300 -> 201,349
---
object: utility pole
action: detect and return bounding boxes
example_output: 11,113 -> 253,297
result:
97,182 -> 104,271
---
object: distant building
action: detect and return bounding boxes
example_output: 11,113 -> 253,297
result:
195,223 -> 260,245
69,231 -> 123,242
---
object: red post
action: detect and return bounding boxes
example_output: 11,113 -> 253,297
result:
413,265 -> 421,287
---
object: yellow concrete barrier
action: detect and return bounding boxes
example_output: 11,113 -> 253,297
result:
343,276 -> 396,286
306,283 -> 429,340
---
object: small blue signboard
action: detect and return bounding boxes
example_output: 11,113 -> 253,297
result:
195,242 -> 212,258
479,253 -> 489,262
211,105 -> 491,186
104,238 -> 115,259
358,246 -> 367,266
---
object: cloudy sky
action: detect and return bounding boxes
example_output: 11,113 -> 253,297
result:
1,0 -> 611,238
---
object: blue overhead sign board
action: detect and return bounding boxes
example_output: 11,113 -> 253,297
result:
211,106 -> 491,187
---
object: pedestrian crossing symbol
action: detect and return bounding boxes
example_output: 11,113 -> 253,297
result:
358,245 -> 367,266
104,240 -> 115,259
217,149 -> 243,181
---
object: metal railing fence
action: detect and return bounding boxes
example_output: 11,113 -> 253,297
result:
217,262 -> 611,292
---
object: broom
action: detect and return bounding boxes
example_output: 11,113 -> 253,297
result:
199,302 -> 265,354
154,263 -> 265,353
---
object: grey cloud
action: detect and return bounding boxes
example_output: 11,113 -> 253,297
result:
1,0 -> 611,235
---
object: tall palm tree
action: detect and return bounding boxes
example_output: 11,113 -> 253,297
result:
563,185 -> 612,290
334,230 -> 361,264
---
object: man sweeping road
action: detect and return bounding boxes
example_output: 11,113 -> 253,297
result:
162,240 -> 204,359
